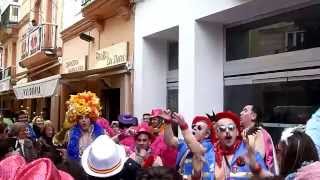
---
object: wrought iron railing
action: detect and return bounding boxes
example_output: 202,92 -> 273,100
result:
0,66 -> 13,80
1,4 -> 19,27
20,23 -> 58,61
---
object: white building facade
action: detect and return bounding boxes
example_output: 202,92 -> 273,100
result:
134,0 -> 320,139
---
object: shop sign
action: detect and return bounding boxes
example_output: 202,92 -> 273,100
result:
62,57 -> 86,74
13,75 -> 60,99
21,34 -> 29,60
28,27 -> 41,55
94,42 -> 128,69
0,79 -> 10,92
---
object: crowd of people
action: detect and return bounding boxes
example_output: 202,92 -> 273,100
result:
0,91 -> 320,180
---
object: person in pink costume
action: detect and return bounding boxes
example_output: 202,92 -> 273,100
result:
112,114 -> 138,155
130,123 -> 163,168
95,117 -> 114,136
149,109 -> 178,168
240,105 -> 279,175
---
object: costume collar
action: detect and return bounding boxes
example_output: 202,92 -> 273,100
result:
215,138 -> 242,167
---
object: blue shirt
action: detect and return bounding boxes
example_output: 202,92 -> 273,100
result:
176,139 -> 215,180
226,142 -> 267,180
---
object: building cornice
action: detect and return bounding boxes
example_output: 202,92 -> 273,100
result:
60,18 -> 95,42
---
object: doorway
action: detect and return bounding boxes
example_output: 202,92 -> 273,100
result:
103,88 -> 120,122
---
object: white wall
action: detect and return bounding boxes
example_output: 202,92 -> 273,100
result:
194,22 -> 224,114
134,0 -> 316,123
134,0 -> 234,122
134,38 -> 168,116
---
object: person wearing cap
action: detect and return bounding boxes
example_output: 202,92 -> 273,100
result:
149,109 -> 165,135
161,110 -> 215,179
14,158 -> 73,180
148,109 -> 177,168
64,92 -> 105,162
112,114 -> 138,154
130,123 -> 163,168
81,135 -> 141,180
240,105 -> 279,174
193,111 -> 268,179
0,154 -> 26,180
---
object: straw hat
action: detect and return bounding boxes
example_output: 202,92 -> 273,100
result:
81,135 -> 127,178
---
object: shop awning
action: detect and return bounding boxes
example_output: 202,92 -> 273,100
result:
13,75 -> 60,99
61,64 -> 127,82
0,78 -> 12,93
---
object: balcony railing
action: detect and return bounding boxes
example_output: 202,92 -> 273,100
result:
1,4 -> 19,27
0,66 -> 13,80
20,23 -> 58,61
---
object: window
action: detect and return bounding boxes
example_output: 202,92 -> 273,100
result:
10,6 -> 18,22
168,42 -> 178,71
226,4 -> 320,61
224,76 -> 320,142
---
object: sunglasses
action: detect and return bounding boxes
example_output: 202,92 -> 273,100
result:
216,124 -> 236,133
192,124 -> 203,131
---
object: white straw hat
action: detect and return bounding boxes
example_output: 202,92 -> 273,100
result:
81,135 -> 127,178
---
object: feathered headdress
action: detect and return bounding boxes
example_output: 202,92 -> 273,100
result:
65,91 -> 101,126
206,110 -> 216,122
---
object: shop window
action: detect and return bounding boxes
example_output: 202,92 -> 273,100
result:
168,42 -> 178,71
226,4 -> 320,61
224,78 -> 320,142
167,88 -> 178,112
167,87 -> 178,136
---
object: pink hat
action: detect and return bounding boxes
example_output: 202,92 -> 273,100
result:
14,158 -> 73,180
135,123 -> 152,138
0,155 -> 26,180
150,109 -> 163,118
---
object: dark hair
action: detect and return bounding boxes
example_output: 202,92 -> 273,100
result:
143,113 -> 150,117
136,167 -> 182,180
251,105 -> 262,126
0,123 -> 7,134
0,139 -> 11,160
279,131 -> 319,176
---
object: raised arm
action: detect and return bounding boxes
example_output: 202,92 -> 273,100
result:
171,113 -> 205,155
159,110 -> 179,147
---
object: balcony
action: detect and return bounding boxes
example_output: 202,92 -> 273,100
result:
19,23 -> 58,69
0,4 -> 19,41
81,0 -> 130,21
0,66 -> 15,80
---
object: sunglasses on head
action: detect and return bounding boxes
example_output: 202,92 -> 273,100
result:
192,124 -> 203,131
216,124 -> 236,133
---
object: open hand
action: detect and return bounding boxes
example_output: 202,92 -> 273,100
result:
158,109 -> 173,123
172,113 -> 188,130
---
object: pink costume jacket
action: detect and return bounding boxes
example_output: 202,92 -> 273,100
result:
262,128 -> 279,175
151,133 -> 177,168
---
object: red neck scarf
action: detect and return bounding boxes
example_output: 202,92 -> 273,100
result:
143,155 -> 155,168
214,138 -> 242,167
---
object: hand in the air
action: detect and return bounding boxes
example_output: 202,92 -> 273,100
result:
172,113 -> 188,130
158,109 -> 173,124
